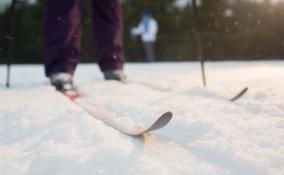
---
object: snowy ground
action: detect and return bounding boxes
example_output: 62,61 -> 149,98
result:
0,61 -> 283,175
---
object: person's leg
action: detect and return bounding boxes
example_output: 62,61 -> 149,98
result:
92,0 -> 124,72
143,42 -> 155,62
45,0 -> 81,77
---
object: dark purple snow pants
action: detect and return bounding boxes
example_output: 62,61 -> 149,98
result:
44,0 -> 124,77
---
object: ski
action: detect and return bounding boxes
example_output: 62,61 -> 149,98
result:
62,91 -> 172,136
127,81 -> 249,102
229,87 -> 249,102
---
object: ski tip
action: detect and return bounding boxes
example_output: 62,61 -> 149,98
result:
230,87 -> 249,102
162,112 -> 173,121
131,112 -> 173,136
146,111 -> 173,132
162,111 -> 173,125
242,87 -> 249,91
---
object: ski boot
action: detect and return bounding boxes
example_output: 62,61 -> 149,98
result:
103,70 -> 127,82
50,73 -> 80,100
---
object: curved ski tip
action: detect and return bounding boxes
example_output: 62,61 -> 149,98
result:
242,87 -> 249,92
129,112 -> 173,136
159,111 -> 173,124
230,87 -> 249,102
144,111 -> 173,133
162,111 -> 173,120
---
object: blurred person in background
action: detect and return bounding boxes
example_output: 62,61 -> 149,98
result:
131,10 -> 158,62
44,0 -> 126,93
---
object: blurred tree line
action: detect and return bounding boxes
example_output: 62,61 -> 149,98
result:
0,0 -> 283,64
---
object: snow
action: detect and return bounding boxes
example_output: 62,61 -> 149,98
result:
0,61 -> 284,175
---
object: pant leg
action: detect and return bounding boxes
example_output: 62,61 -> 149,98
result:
92,0 -> 124,72
143,42 -> 156,62
44,0 -> 81,77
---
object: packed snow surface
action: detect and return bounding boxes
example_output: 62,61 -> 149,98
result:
0,61 -> 283,175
